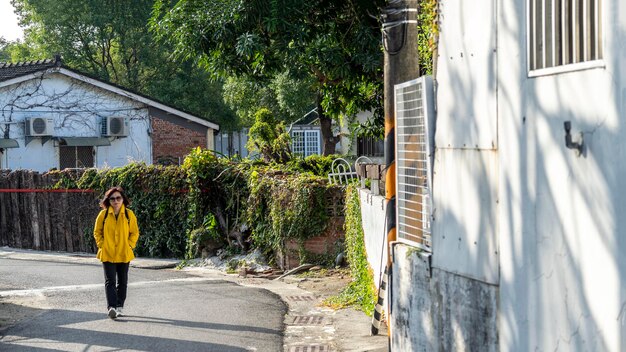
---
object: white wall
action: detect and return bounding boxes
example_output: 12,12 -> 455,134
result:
390,0 -> 626,350
497,0 -> 625,350
0,73 -> 151,171
431,0 -> 499,285
338,111 -> 372,155
358,188 -> 387,290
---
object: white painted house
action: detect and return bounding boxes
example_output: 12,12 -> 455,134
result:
358,0 -> 624,350
0,57 -> 219,171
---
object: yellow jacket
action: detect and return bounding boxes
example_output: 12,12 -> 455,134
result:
93,205 -> 140,263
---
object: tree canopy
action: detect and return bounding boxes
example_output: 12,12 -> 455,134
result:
8,0 -> 237,130
152,0 -> 386,154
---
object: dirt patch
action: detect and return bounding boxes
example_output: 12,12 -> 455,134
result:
289,268 -> 352,299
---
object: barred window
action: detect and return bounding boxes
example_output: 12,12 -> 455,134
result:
528,0 -> 602,72
59,146 -> 94,169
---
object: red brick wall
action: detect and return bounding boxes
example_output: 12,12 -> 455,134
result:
279,217 -> 345,270
151,117 -> 207,165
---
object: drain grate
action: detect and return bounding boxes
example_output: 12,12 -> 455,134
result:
288,345 -> 331,352
292,315 -> 326,325
285,295 -> 315,302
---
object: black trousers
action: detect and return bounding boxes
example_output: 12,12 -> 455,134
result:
102,262 -> 130,309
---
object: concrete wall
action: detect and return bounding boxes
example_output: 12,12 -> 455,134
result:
390,244 -> 498,351
358,188 -> 387,289
0,73 -> 151,171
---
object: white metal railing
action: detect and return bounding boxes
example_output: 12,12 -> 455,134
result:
328,157 -> 357,185
394,76 -> 434,251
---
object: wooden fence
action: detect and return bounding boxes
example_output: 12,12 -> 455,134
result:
0,170 -> 100,253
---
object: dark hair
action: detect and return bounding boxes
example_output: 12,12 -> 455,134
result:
100,186 -> 130,209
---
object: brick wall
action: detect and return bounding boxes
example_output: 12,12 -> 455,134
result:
151,117 -> 207,165
279,217 -> 345,270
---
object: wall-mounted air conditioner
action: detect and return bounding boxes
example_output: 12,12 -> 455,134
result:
102,116 -> 128,137
26,117 -> 54,137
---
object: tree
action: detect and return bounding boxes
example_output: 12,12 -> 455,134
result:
246,108 -> 292,163
10,0 -> 237,130
223,71 -> 315,127
152,0 -> 385,154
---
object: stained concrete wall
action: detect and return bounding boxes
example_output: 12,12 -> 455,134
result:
390,244 -> 498,351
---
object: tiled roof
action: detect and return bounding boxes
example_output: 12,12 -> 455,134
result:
0,57 -> 61,82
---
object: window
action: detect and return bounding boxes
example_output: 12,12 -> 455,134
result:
528,0 -> 602,73
291,130 -> 320,157
357,136 -> 384,157
59,146 -> 94,169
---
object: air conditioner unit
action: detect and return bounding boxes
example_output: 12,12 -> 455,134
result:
103,116 -> 128,137
26,117 -> 54,137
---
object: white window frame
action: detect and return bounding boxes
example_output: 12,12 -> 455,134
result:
291,129 -> 320,157
527,0 -> 604,77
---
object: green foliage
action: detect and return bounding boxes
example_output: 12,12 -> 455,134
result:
223,72 -> 314,127
247,172 -> 332,258
186,213 -> 222,259
418,0 -> 439,76
324,184 -> 375,314
286,154 -> 341,177
49,149 -> 343,264
152,0 -> 385,154
52,163 -> 191,258
354,115 -> 384,139
246,108 -> 292,163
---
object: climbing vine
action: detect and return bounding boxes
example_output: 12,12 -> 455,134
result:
48,148 -> 345,266
324,184 -> 376,314
418,0 -> 439,76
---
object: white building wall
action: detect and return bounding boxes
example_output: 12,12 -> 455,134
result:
391,0 -> 626,350
497,0 -> 624,350
431,0 -> 499,284
0,73 -> 151,172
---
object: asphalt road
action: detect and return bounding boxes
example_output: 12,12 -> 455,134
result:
0,256 -> 286,351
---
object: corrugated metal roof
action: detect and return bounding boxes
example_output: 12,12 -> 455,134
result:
0,58 -> 60,82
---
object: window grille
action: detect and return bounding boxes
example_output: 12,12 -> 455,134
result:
291,129 -> 320,157
59,146 -> 94,169
528,0 -> 602,72
357,136 -> 384,157
394,76 -> 434,251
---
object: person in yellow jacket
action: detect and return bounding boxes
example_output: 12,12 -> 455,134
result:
93,186 -> 140,320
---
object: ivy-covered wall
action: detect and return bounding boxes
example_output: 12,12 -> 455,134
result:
1,149 -> 346,266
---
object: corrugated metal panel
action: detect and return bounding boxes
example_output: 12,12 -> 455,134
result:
431,148 -> 499,284
435,0 -> 497,150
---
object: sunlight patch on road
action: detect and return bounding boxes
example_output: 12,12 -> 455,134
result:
0,277 -> 221,297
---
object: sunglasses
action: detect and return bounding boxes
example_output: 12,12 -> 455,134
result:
109,196 -> 123,202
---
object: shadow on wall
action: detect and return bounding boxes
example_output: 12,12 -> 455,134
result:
496,0 -> 624,350
392,0 -> 625,350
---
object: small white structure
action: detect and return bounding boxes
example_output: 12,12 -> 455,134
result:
0,57 -> 219,171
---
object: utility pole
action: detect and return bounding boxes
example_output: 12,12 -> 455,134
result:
371,0 -> 419,337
